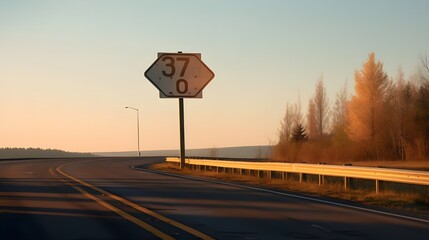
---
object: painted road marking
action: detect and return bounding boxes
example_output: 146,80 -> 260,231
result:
49,167 -> 174,240
55,163 -> 215,240
133,166 -> 429,225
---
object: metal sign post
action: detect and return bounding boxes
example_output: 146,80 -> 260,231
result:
179,98 -> 185,168
145,52 -> 214,169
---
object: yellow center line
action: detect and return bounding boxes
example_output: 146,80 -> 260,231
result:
49,166 -> 174,240
55,162 -> 215,240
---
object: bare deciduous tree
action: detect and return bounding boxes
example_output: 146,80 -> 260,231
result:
306,98 -> 317,139
332,81 -> 348,132
274,52 -> 429,162
278,103 -> 295,145
389,68 -> 416,160
278,100 -> 302,144
314,76 -> 330,137
419,54 -> 429,83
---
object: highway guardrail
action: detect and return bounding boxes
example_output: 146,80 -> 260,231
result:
165,157 -> 429,193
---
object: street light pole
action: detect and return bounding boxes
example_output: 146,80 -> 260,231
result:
125,106 -> 140,157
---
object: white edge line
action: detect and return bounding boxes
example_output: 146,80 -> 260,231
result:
131,165 -> 429,225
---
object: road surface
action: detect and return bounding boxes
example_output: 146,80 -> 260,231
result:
0,157 -> 428,239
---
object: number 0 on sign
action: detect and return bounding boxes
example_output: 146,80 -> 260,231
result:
145,53 -> 214,98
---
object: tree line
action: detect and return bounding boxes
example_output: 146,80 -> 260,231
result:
273,52 -> 429,162
0,147 -> 95,159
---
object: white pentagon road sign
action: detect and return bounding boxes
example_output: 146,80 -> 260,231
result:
145,53 -> 215,98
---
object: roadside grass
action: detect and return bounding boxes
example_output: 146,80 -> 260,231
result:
349,160 -> 429,171
150,162 -> 429,215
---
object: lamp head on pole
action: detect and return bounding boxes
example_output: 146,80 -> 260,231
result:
125,106 -> 138,111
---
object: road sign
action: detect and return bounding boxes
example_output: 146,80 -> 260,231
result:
145,53 -> 214,98
160,91 -> 202,98
157,53 -> 203,99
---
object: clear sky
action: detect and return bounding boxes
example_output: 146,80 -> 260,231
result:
1,0 -> 428,152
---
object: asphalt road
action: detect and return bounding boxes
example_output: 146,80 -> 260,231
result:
0,157 -> 428,240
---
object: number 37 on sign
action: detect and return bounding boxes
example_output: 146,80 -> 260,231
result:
144,52 -> 215,98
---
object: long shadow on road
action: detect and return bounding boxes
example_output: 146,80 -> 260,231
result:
0,177 -> 160,240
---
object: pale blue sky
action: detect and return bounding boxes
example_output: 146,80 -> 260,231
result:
1,0 -> 428,152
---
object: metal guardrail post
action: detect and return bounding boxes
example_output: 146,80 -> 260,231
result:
344,177 -> 349,190
375,180 -> 380,194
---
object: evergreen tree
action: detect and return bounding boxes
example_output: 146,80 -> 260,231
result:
291,123 -> 308,142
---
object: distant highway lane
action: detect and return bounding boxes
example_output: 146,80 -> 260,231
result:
0,157 -> 428,240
